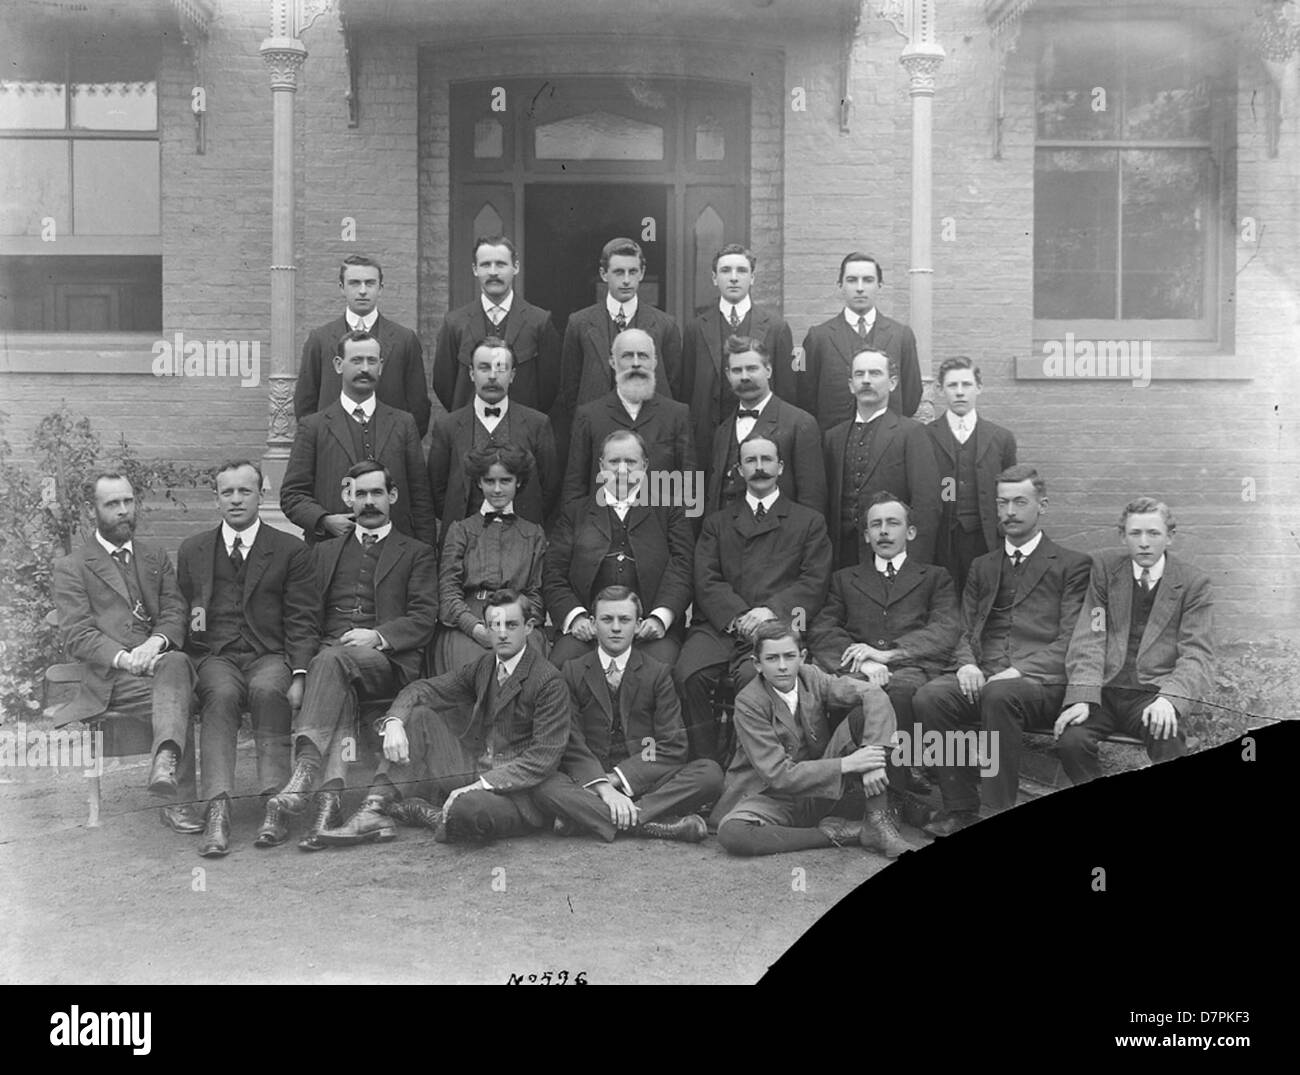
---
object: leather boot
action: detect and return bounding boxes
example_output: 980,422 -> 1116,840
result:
297,791 -> 343,852
635,814 -> 708,843
255,796 -> 293,848
816,815 -> 863,847
316,793 -> 398,846
269,756 -> 319,816
385,796 -> 444,831
198,797 -> 231,857
147,745 -> 181,797
861,808 -> 911,858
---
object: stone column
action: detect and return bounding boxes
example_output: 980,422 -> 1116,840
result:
258,4 -> 308,532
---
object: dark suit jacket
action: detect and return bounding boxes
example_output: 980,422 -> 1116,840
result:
432,297 -> 562,415
799,311 -> 922,429
177,522 -> 319,672
427,401 -> 558,531
678,495 -> 832,683
543,497 -> 694,629
681,303 -> 794,462
823,410 -> 941,567
809,558 -> 959,678
711,664 -> 895,822
52,537 -> 189,725
386,647 -> 571,793
280,398 -> 436,547
311,529 -> 439,686
955,534 -> 1091,685
560,301 -> 683,414
559,649 -> 689,795
294,313 -> 431,438
1064,551 -> 1215,719
926,414 -> 1018,552
562,391 -> 697,506
705,394 -> 826,516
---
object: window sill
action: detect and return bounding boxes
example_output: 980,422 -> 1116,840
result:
0,333 -> 161,375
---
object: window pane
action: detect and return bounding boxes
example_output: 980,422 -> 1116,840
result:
71,45 -> 157,130
1121,150 -> 1208,318
0,254 -> 161,331
1034,148 -> 1118,318
695,119 -> 726,161
0,41 -> 66,129
1036,29 -> 1120,140
73,141 -> 160,234
0,139 -> 71,235
473,118 -> 503,159
535,110 -> 664,161
1123,26 -> 1212,140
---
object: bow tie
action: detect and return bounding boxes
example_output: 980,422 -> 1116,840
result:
736,409 -> 760,420
483,511 -> 516,524
482,406 -> 501,418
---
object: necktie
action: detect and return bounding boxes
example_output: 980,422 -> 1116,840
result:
361,532 -> 378,547
605,659 -> 622,691
353,405 -> 367,424
489,306 -> 504,327
884,561 -> 896,582
614,305 -> 628,331
230,535 -> 244,569
483,406 -> 501,418
754,502 -> 767,520
1011,550 -> 1024,572
728,305 -> 741,330
736,409 -> 760,420
111,549 -> 146,616
483,511 -> 516,524
857,316 -> 869,340
1140,567 -> 1152,592
497,662 -> 509,685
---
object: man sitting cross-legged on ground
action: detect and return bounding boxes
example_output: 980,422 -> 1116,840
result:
318,588 -> 571,847
255,461 -> 439,851
535,586 -> 724,844
710,621 -> 909,858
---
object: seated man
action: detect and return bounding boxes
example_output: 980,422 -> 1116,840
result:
809,491 -> 959,790
1055,497 -> 1214,783
319,588 -> 570,847
711,621 -> 908,858
535,586 -> 723,843
52,472 -> 200,833
913,465 -> 1090,835
255,461 -> 439,851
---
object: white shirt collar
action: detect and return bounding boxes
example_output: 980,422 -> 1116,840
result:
1005,531 -> 1044,560
1133,554 -> 1167,583
606,293 -> 639,322
945,409 -> 978,436
481,290 -> 514,317
855,404 -> 888,425
745,489 -> 780,514
603,481 -> 642,512
95,531 -> 134,557
222,519 -> 260,554
874,550 -> 908,574
474,395 -> 509,422
346,309 -> 378,332
843,306 -> 877,332
354,521 -> 393,545
719,295 -> 752,321
341,393 -> 377,419
597,646 -> 631,673
773,684 -> 799,715
497,648 -> 525,679
480,500 -> 516,517
616,392 -> 642,419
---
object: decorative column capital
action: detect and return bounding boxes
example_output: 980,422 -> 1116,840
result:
901,45 -> 945,96
260,38 -> 308,91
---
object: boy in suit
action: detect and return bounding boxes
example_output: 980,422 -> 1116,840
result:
1055,497 -> 1214,783
711,620 -> 908,858
535,586 -> 723,843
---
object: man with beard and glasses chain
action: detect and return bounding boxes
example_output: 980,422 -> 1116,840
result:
256,461 -> 439,852
53,473 -> 202,834
562,328 -> 696,506
544,429 -> 694,670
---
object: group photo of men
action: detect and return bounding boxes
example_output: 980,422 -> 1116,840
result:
54,238 -> 1215,865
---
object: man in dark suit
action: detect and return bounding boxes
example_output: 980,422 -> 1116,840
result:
562,328 -> 696,505
281,329 -> 436,547
52,473 -> 201,834
927,356 -> 1018,596
545,431 -> 694,669
711,621 -> 907,858
704,335 -> 825,516
799,253 -> 922,430
681,243 -> 795,462
427,336 -> 558,535
294,254 -> 431,438
535,587 -> 723,843
677,435 -> 833,764
1055,497 -> 1215,784
432,234 -> 561,417
255,462 -> 439,852
177,460 -> 318,857
319,588 -> 570,847
825,349 -> 941,569
914,466 -> 1091,835
559,236 -> 683,415
809,492 -> 959,786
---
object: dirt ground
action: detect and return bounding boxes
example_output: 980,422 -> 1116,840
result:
0,742 -> 913,985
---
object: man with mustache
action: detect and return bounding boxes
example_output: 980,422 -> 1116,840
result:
432,234 -> 562,417
677,435 -> 833,764
562,328 -> 696,505
281,329 -> 436,547
914,466 -> 1090,835
294,254 -> 432,438
544,430 -> 694,669
256,461 -> 439,851
824,349 -> 940,570
52,473 -> 202,835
